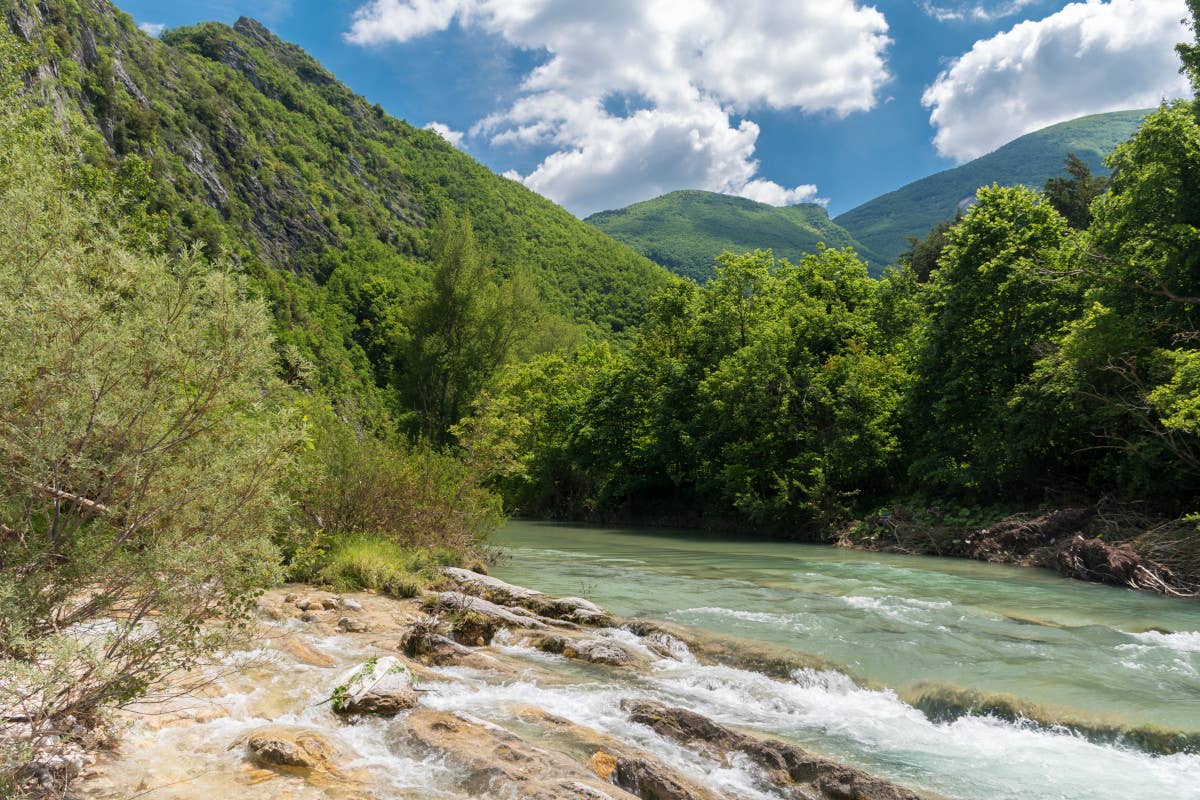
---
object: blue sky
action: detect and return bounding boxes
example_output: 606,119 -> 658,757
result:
118,0 -> 1191,217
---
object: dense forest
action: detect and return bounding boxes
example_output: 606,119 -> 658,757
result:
459,31 -> 1200,595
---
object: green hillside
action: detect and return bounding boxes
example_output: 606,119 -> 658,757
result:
586,190 -> 884,281
834,109 -> 1151,266
4,1 -> 669,342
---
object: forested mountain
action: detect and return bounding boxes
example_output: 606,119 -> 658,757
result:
3,0 -> 671,404
835,109 -> 1150,265
586,190 -> 885,280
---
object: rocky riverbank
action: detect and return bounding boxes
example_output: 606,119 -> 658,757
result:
839,506 -> 1200,599
75,569 -> 935,800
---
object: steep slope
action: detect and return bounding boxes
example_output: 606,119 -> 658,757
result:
3,0 -> 670,338
834,110 -> 1150,266
586,190 -> 884,282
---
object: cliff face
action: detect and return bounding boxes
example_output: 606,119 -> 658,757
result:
3,0 -> 670,334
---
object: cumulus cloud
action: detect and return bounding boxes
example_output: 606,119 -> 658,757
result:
918,1 -> 1038,23
138,22 -> 166,37
923,0 -> 1191,162
424,121 -> 465,147
347,0 -> 891,215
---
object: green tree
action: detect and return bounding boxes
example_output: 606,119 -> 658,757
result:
405,211 -> 540,442
1043,153 -> 1109,230
905,185 -> 1075,495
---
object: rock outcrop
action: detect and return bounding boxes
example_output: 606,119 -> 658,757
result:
331,656 -> 418,716
398,710 -> 642,800
441,568 -> 612,624
243,724 -> 344,772
624,701 -> 930,800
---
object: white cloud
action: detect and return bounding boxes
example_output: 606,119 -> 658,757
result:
736,179 -> 824,207
918,0 -> 1039,23
923,0 -> 1191,162
347,0 -> 891,215
138,22 -> 166,37
424,121 -> 465,147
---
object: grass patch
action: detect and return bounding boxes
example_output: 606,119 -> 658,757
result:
310,537 -> 466,598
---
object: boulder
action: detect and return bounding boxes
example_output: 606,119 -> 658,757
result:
337,616 -> 367,633
340,597 -> 363,611
613,757 -> 697,800
244,724 -> 343,772
535,635 -> 640,666
331,656 -> 418,716
440,568 -> 611,624
436,591 -> 549,630
623,701 -> 929,800
398,710 -> 641,800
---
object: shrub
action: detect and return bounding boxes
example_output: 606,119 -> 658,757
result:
0,69 -> 297,792
312,537 -> 462,598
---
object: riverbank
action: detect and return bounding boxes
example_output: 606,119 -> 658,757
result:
837,503 -> 1200,598
72,571 -> 934,800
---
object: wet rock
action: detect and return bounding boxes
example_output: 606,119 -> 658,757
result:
337,616 -> 367,633
300,612 -> 318,623
398,710 -> 640,800
534,634 -> 647,667
623,701 -> 929,800
244,724 -> 343,772
272,634 -> 337,667
331,656 -> 418,716
400,625 -> 472,663
590,751 -> 618,781
321,597 -> 340,610
614,757 -> 696,800
435,591 -> 549,630
284,593 -> 298,603
340,597 -> 363,611
296,597 -> 317,611
441,568 -> 611,624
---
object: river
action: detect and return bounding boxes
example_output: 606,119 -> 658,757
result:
80,521 -> 1200,800
490,520 -> 1200,800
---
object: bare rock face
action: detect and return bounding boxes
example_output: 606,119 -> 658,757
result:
398,710 -> 641,800
623,701 -> 930,800
331,656 -> 418,716
536,635 -> 641,667
440,568 -> 612,625
436,591 -> 550,629
244,724 -> 344,772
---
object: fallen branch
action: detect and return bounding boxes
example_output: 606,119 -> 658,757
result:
31,483 -> 108,515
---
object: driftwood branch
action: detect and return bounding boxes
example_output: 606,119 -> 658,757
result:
31,482 -> 108,515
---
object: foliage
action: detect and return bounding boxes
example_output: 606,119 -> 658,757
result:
587,189 -> 884,280
899,215 -> 958,282
835,109 -> 1149,266
465,248 -> 910,531
9,0 -> 671,432
905,185 -> 1075,496
404,211 -> 543,442
311,537 -> 462,598
1044,153 -> 1109,230
0,70 -> 297,791
286,402 -> 504,563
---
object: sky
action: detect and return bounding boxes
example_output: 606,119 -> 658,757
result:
118,0 -> 1193,218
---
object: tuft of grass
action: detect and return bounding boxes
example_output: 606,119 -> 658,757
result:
313,537 -> 465,598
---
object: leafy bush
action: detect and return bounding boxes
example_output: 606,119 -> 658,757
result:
286,403 -> 504,562
0,68 -> 297,793
311,537 -> 462,597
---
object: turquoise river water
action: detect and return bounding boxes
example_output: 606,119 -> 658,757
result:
490,520 -> 1200,800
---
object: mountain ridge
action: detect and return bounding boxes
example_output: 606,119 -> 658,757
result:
834,109 -> 1152,264
4,0 -> 671,338
586,189 -> 884,281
